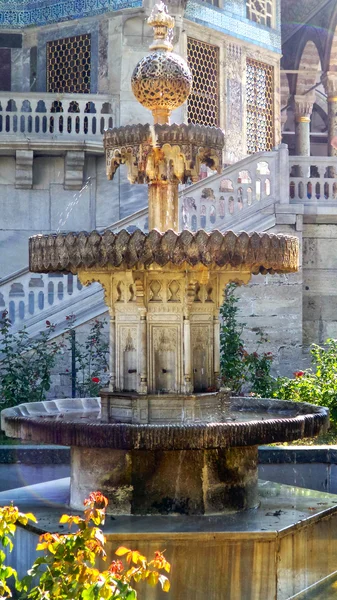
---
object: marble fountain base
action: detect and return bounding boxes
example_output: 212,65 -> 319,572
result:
1,477 -> 337,600
1,396 -> 334,598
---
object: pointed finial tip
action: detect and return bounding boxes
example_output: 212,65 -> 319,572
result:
148,2 -> 175,51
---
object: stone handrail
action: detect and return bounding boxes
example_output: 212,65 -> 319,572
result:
104,207 -> 148,233
0,268 -> 86,329
0,92 -> 118,140
0,145 -> 290,330
103,145 -> 289,234
289,156 -> 337,202
0,209 -> 146,331
180,145 -> 288,232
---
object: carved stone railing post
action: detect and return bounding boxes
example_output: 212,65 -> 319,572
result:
294,94 -> 314,157
0,92 -> 116,140
277,143 -> 290,204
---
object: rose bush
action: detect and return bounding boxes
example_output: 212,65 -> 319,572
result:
274,339 -> 337,425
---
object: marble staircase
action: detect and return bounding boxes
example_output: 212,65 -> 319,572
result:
0,144 -> 311,339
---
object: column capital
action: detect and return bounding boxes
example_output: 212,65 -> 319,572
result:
293,94 -> 315,122
322,71 -> 337,100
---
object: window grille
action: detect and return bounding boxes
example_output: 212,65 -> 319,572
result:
187,37 -> 219,127
246,58 -> 274,153
201,0 -> 219,6
47,34 -> 91,94
246,0 -> 274,28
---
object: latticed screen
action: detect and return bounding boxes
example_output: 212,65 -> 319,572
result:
246,58 -> 274,154
246,0 -> 273,28
187,37 -> 219,127
47,34 -> 91,93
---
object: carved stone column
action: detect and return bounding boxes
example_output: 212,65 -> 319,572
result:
134,278 -> 148,395
213,316 -> 220,385
139,312 -> 148,394
183,316 -> 192,394
294,94 -> 314,156
109,314 -> 116,391
323,72 -> 337,157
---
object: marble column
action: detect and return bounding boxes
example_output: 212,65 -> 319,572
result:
213,316 -> 220,385
183,316 -> 193,394
139,312 -> 148,394
323,72 -> 337,157
294,94 -> 314,156
109,314 -> 116,391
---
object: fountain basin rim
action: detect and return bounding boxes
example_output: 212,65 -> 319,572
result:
103,122 -> 225,149
29,229 -> 299,274
1,397 -> 329,450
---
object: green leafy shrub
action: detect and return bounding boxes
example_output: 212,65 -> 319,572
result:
0,492 -> 170,600
0,504 -> 37,598
0,311 -> 61,409
219,284 -> 275,396
274,339 -> 337,424
0,311 -> 110,410
64,314 -> 110,397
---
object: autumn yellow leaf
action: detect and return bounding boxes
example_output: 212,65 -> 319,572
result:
115,546 -> 131,556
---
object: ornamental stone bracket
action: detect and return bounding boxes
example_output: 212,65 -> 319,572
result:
64,151 -> 85,190
293,94 -> 315,121
15,150 -> 33,189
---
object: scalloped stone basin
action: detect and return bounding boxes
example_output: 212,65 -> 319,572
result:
1,397 -> 328,516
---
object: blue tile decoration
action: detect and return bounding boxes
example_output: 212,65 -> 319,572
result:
0,0 -> 281,54
0,0 -> 142,28
185,0 -> 281,54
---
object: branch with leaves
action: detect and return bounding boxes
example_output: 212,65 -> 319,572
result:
0,492 -> 170,600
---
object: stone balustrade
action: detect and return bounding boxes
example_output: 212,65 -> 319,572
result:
0,209 -> 149,332
105,207 -> 149,233
180,147 -> 285,233
0,268 -> 85,328
289,156 -> 337,202
0,92 -> 117,140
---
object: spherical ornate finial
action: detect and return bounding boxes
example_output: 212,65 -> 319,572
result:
131,2 -> 192,124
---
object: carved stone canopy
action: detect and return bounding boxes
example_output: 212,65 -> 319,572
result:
29,229 -> 299,275
104,123 -> 225,184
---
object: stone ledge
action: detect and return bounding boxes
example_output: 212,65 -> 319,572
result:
29,229 -> 299,274
1,397 -> 328,450
0,445 -> 70,465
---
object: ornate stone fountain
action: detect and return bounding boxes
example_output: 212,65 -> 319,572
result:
1,3 -> 328,519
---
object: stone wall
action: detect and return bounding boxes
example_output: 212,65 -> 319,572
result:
0,154 -> 122,277
303,223 -> 337,347
235,223 -> 305,378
